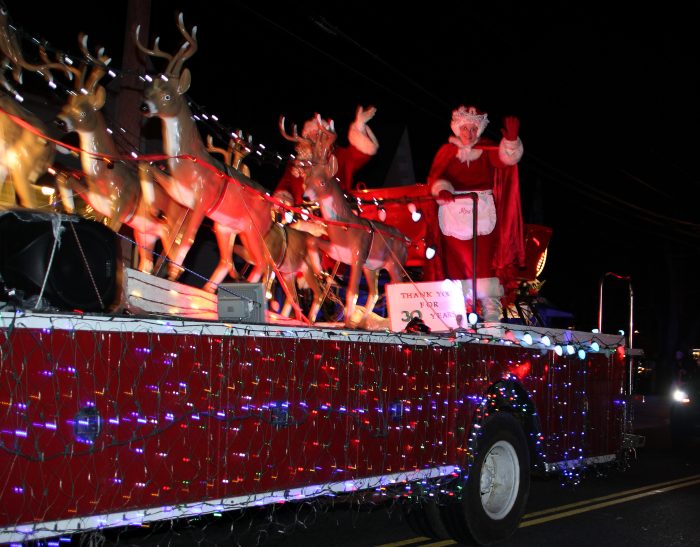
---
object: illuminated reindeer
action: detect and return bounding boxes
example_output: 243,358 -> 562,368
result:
235,221 -> 326,322
55,35 -> 188,274
206,133 -> 324,321
282,116 -> 409,327
205,133 -> 251,178
0,4 -> 67,207
135,13 -> 272,291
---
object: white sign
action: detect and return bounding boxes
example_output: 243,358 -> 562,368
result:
386,280 -> 467,333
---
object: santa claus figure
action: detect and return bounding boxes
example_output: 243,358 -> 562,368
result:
428,105 -> 525,322
273,105 -> 379,207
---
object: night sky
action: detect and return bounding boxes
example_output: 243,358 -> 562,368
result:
4,1 -> 699,370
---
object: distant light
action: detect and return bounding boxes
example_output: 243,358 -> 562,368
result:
425,246 -> 436,260
467,312 -> 478,325
591,328 -> 599,333
284,211 -> 294,224
618,330 -> 625,336
672,389 -> 690,404
40,186 -> 54,196
411,210 -> 422,222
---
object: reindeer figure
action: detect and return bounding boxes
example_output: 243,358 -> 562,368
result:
55,35 -> 188,274
206,133 -> 251,178
135,13 -> 272,291
233,221 -> 325,322
206,133 -> 324,321
0,4 -> 67,207
281,116 -> 409,327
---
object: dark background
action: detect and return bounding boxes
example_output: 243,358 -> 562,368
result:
4,0 -> 699,383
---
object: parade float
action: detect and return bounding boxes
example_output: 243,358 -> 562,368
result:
0,8 -> 643,546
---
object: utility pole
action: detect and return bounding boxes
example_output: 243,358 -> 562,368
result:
115,0 -> 151,153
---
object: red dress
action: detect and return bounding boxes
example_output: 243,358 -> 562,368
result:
427,138 -> 524,282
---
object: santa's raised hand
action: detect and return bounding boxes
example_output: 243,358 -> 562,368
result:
501,116 -> 520,141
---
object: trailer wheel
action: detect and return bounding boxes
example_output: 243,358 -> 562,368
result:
402,497 -> 450,540
441,412 -> 530,545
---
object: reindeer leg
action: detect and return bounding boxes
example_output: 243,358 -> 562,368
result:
155,200 -> 189,276
55,172 -> 76,213
133,231 -> 158,274
344,264 -> 363,328
211,222 -> 241,281
204,224 -> 237,293
278,272 -> 302,320
11,164 -> 37,209
386,261 -> 406,284
169,205 -> 206,282
239,230 -> 267,284
361,269 -> 380,327
302,265 -> 322,323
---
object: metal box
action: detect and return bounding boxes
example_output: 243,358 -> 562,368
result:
217,283 -> 266,323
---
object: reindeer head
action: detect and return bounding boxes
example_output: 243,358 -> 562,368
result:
134,12 -> 196,119
56,34 -> 110,133
279,114 -> 338,202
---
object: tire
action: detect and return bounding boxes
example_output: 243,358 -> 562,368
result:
402,497 -> 451,540
441,412 -> 530,545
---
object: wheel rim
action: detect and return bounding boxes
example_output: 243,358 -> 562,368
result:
479,439 -> 520,520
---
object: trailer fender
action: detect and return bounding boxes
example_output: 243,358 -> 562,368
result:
472,378 -> 545,474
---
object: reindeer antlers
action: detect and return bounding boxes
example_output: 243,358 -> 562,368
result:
0,4 -> 71,92
78,34 -> 111,94
279,116 -> 307,144
280,114 -> 338,164
134,12 -> 197,77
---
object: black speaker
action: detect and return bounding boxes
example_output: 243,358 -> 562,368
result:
0,209 -> 120,312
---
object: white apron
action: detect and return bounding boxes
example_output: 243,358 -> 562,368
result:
438,189 -> 496,240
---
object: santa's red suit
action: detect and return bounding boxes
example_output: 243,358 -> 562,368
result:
427,106 -> 525,321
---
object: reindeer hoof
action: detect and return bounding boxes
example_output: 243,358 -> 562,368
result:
167,264 -> 184,281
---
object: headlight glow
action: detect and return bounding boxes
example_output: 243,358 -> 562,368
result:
672,389 -> 691,404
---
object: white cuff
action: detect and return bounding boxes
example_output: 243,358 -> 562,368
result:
498,138 -> 524,165
348,122 -> 379,155
431,179 -> 454,196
